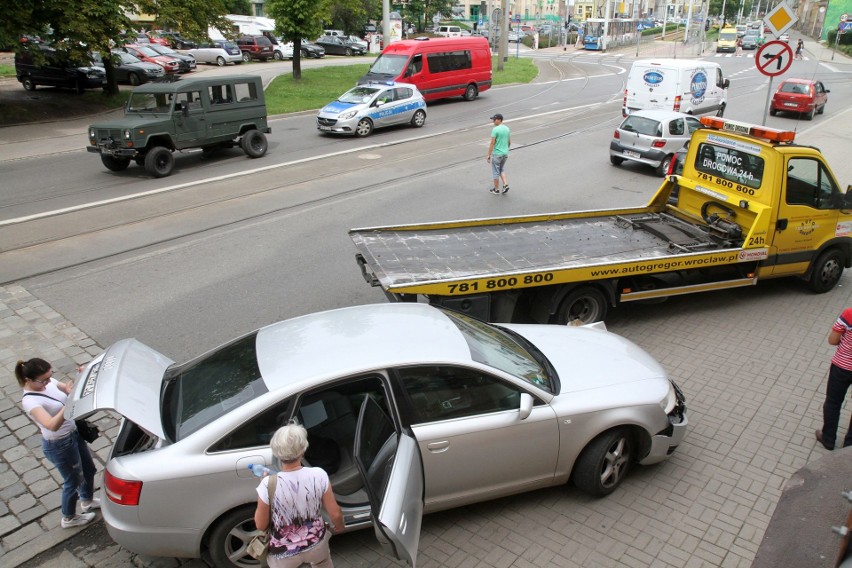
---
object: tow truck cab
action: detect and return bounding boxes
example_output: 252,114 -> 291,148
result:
663,116 -> 852,291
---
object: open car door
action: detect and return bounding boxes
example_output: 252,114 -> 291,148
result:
353,395 -> 424,567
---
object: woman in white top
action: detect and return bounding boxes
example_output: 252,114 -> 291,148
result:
17,358 -> 100,528
255,423 -> 344,567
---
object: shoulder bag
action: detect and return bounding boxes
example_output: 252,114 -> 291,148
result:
247,473 -> 278,562
23,392 -> 100,443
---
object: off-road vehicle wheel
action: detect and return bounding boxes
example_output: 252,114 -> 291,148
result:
100,155 -> 131,172
144,146 -> 175,178
240,130 -> 268,158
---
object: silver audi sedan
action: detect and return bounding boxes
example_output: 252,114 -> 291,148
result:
68,303 -> 687,567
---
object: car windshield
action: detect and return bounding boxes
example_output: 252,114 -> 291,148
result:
127,92 -> 174,113
443,310 -> 554,392
116,51 -> 139,64
152,45 -> 177,55
135,45 -> 160,57
620,115 -> 663,137
719,32 -> 737,41
162,333 -> 269,441
339,86 -> 380,103
368,53 -> 408,75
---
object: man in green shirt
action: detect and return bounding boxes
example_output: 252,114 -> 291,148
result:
486,113 -> 511,195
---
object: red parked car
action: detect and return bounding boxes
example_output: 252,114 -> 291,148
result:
123,44 -> 181,74
770,78 -> 829,120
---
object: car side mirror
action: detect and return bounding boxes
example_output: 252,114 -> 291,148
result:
518,393 -> 533,420
723,79 -> 730,89
375,100 -> 385,107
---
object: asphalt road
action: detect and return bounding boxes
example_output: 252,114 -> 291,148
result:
5,39 -> 852,567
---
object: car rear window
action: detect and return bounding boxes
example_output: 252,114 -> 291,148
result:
162,332 -> 268,441
780,82 -> 810,94
620,115 -> 662,137
694,142 -> 765,189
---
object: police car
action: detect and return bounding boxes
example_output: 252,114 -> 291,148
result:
316,82 -> 427,137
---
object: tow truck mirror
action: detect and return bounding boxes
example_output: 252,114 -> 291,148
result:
845,186 -> 852,208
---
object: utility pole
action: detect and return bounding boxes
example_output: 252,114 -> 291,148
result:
721,0 -> 727,26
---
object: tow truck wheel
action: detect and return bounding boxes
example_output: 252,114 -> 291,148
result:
610,155 -> 624,166
410,109 -> 426,128
240,130 -> 268,158
354,118 -> 374,137
573,428 -> 633,497
100,155 -> 131,172
809,249 -> 844,293
144,146 -> 175,178
555,286 -> 607,324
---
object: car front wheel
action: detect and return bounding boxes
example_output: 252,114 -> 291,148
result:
128,72 -> 141,86
207,505 -> 261,568
100,155 -> 131,172
573,429 -> 633,497
355,118 -> 374,137
22,77 -> 36,91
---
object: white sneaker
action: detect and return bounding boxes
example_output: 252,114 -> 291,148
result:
61,512 -> 96,528
81,498 -> 101,513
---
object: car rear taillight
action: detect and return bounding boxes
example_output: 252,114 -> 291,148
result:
613,130 -> 620,139
673,95 -> 681,111
652,139 -> 666,148
105,470 -> 142,506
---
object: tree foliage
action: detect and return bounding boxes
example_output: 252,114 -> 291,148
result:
224,0 -> 252,16
268,0 -> 345,78
137,0 -> 232,41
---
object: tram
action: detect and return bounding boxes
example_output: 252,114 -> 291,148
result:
583,18 -> 638,50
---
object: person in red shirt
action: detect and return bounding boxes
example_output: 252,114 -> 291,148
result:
817,307 -> 852,450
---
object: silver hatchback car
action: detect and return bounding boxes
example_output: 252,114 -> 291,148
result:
609,109 -> 704,176
68,303 -> 687,567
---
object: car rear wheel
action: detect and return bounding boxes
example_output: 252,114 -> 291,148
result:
463,84 -> 478,101
716,103 -> 725,117
240,130 -> 268,158
769,108 -> 777,116
805,108 -> 815,120
22,77 -> 36,91
573,429 -> 633,497
128,72 -> 141,86
216,56 -> 226,66
242,51 -> 251,62
207,505 -> 261,568
410,109 -> 426,128
610,155 -> 624,166
656,154 -> 673,177
100,155 -> 131,172
144,146 -> 175,178
301,49 -> 308,58
355,118 -> 374,137
554,286 -> 607,324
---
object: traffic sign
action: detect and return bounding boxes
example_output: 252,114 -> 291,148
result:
755,40 -> 793,77
840,21 -> 852,33
764,2 -> 798,38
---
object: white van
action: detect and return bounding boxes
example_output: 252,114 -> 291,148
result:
623,59 -> 729,117
435,25 -> 462,37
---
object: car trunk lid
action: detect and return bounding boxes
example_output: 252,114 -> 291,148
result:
66,338 -> 173,439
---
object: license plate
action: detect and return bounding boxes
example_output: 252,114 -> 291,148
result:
624,150 -> 641,159
319,126 -> 331,131
784,102 -> 798,107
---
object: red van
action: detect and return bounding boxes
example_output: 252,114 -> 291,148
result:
358,37 -> 492,102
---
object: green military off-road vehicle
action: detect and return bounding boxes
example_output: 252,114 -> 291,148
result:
87,75 -> 270,178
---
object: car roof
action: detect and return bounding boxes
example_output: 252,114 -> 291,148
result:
781,78 -> 815,84
624,109 -> 691,121
131,74 -> 263,93
255,304 -> 471,391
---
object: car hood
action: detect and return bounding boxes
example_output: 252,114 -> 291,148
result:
500,323 -> 667,393
66,338 -> 174,439
320,100 -> 360,114
90,115 -> 173,129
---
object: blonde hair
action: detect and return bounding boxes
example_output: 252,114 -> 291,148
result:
270,422 -> 309,463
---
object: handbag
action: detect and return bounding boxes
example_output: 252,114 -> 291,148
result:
247,473 -> 277,562
75,419 -> 100,443
24,391 -> 99,443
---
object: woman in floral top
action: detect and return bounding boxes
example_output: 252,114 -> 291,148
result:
255,423 -> 344,567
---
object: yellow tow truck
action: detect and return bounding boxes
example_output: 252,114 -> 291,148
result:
350,117 -> 852,323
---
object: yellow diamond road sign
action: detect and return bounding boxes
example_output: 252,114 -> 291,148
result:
764,2 -> 798,37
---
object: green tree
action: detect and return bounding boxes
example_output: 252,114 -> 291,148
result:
224,0 -> 252,15
137,0 -> 232,42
